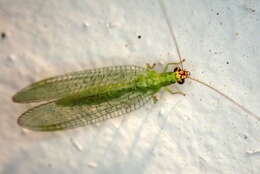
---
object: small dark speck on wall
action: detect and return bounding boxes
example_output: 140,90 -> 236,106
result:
137,35 -> 142,39
226,61 -> 229,65
1,32 -> 6,39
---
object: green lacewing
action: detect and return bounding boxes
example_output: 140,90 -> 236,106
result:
13,0 -> 260,131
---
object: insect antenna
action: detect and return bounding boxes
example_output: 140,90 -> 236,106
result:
159,0 -> 260,121
189,77 -> 260,121
158,0 -> 184,70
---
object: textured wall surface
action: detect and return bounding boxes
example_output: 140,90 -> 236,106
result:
1,0 -> 260,173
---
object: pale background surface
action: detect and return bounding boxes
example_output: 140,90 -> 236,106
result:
0,0 -> 260,173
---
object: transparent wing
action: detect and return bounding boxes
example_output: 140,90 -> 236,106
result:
17,89 -> 156,131
13,65 -> 146,103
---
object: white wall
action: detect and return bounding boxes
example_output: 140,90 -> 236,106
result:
1,0 -> 260,173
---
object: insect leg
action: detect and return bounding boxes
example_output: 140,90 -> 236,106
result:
146,63 -> 156,70
164,87 -> 186,96
163,59 -> 186,72
152,95 -> 158,104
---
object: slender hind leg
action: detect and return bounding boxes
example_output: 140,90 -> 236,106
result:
163,59 -> 186,72
164,87 -> 186,96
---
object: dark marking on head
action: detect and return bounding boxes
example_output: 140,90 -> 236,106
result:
177,79 -> 185,84
173,67 -> 179,72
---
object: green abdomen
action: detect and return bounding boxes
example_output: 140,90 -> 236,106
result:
56,83 -> 135,106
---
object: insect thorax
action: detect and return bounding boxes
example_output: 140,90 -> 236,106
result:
135,70 -> 178,90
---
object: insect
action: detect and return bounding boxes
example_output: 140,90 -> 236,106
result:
13,0 -> 260,131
